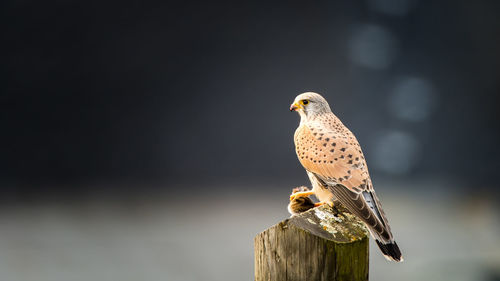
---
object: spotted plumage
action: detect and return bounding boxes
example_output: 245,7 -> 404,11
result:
290,92 -> 403,262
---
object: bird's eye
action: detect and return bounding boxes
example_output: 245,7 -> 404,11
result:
301,100 -> 309,105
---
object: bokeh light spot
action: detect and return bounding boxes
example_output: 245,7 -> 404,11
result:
372,130 -> 420,175
348,24 -> 398,70
389,77 -> 438,122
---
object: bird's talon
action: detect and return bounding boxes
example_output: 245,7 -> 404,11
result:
289,190 -> 314,201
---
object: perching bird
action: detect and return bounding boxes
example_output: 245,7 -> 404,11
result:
289,92 -> 403,262
287,186 -> 318,216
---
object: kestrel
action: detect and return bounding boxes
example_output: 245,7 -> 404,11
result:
289,92 -> 403,262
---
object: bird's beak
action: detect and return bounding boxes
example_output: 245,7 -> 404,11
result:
290,102 -> 301,112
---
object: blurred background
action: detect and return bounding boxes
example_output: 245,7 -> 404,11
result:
3,0 -> 500,280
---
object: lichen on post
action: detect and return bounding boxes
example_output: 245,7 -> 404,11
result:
254,204 -> 369,281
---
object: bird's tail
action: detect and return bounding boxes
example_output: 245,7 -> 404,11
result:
375,240 -> 403,262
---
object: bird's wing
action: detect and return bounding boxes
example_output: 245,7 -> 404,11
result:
295,123 -> 393,242
327,182 -> 392,241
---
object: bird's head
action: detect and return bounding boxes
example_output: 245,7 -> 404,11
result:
290,92 -> 332,121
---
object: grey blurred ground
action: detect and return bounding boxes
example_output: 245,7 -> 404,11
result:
1,180 -> 499,281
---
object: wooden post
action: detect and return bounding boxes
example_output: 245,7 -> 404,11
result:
254,205 -> 369,281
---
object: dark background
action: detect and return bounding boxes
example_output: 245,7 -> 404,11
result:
2,0 -> 500,280
4,0 -> 500,190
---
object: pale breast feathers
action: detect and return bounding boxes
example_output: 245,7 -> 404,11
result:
294,121 -> 370,193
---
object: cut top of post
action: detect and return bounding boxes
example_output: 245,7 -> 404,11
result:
287,205 -> 369,243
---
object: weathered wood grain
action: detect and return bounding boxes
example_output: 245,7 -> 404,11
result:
254,205 -> 369,281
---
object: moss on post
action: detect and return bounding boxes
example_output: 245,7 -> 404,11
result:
254,205 -> 369,281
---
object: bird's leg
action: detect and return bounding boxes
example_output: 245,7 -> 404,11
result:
289,190 -> 314,201
314,201 -> 334,207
